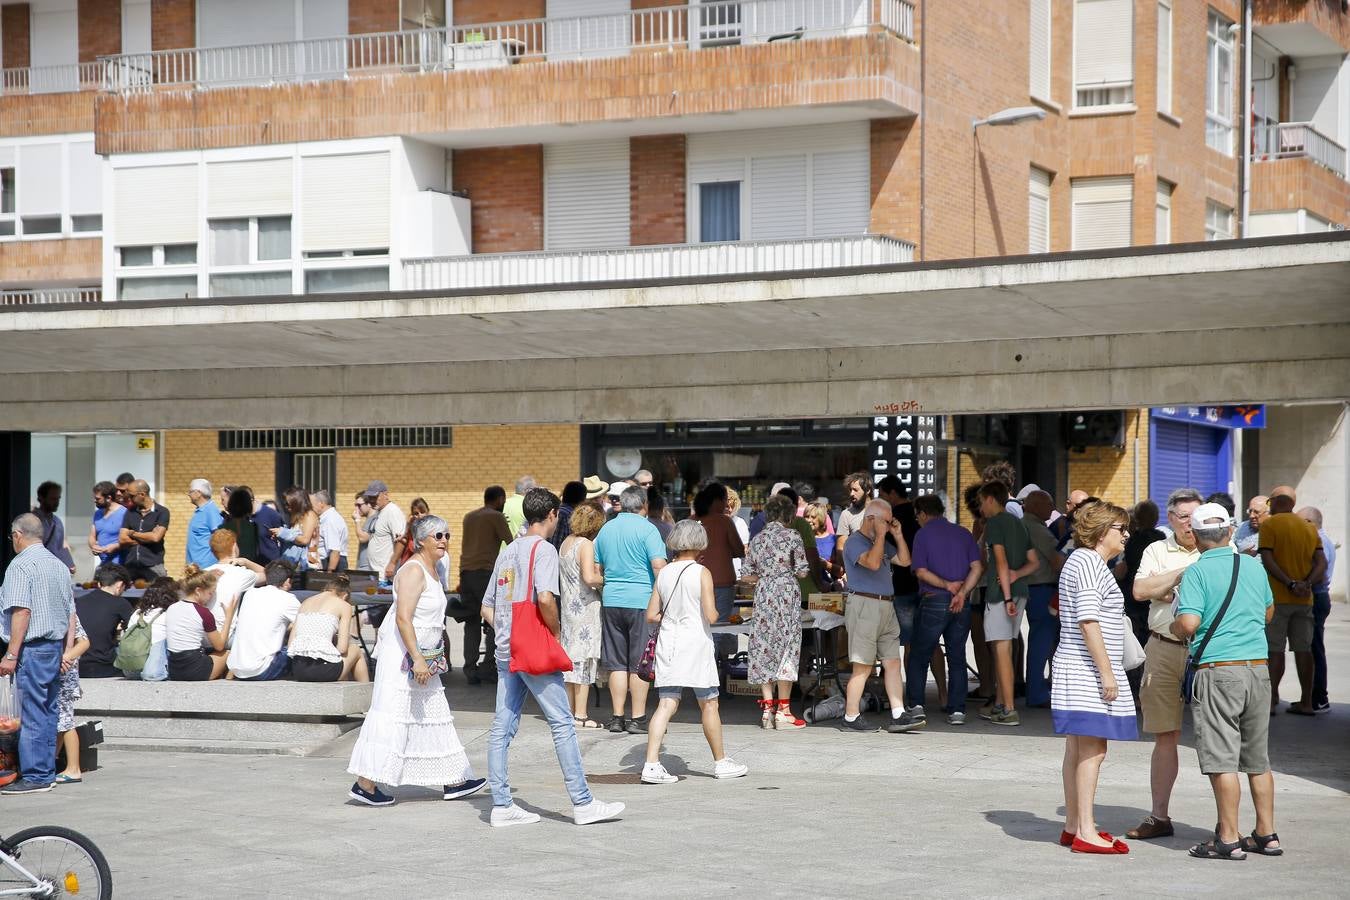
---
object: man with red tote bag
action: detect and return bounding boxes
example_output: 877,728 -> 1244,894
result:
482,488 -> 626,829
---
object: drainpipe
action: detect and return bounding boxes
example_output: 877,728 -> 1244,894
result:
1241,0 -> 1253,235
918,0 -> 927,260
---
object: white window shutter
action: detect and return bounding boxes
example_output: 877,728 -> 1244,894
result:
1029,168 -> 1051,254
750,155 -> 808,240
207,158 -> 293,218
544,139 -> 631,251
1154,180 -> 1171,244
1156,2 -> 1171,113
67,141 -> 102,215
1075,0 -> 1133,88
1071,175 -> 1133,250
1030,0 -> 1051,99
114,165 -> 199,245
811,149 -> 870,237
301,152 -> 390,252
18,144 -> 64,215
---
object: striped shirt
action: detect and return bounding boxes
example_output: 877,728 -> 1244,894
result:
0,543 -> 75,643
1051,548 -> 1136,740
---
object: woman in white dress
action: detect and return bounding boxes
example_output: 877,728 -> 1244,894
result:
347,515 -> 486,807
640,520 -> 749,785
558,503 -> 605,728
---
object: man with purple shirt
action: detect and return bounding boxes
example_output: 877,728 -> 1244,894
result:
908,494 -> 984,725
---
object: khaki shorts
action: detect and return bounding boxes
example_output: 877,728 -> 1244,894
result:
1140,635 -> 1188,734
1267,603 -> 1314,653
982,596 -> 1027,642
1192,663 -> 1271,774
845,595 -> 902,665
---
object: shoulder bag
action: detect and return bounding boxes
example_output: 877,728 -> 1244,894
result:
636,563 -> 695,683
1180,553 -> 1241,704
509,539 -> 574,676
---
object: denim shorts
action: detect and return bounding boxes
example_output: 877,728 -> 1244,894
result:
657,686 -> 719,701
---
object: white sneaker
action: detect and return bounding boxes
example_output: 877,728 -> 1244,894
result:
490,804 -> 541,828
573,799 -> 625,825
641,762 -> 678,784
713,757 -> 749,779
947,711 -> 966,726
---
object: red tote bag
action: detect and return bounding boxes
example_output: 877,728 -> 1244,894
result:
508,538 -> 574,675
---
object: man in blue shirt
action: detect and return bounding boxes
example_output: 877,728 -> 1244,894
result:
186,478 -> 225,567
89,481 -> 127,565
1172,503 -> 1278,861
593,485 -> 667,734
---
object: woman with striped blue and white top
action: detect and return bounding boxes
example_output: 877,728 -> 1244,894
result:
1052,500 -> 1138,854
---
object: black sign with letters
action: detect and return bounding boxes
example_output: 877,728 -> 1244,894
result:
870,416 -> 938,492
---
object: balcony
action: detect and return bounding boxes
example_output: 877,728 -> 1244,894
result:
0,287 -> 101,306
1,62 -> 103,96
1253,121 -> 1347,179
0,63 -> 99,137
403,234 -> 914,292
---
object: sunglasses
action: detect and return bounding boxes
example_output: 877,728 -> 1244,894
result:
428,532 -> 449,541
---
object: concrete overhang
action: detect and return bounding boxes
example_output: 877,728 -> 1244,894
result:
1,234 -> 1347,430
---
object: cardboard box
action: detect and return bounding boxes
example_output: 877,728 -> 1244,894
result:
726,678 -> 761,697
808,593 -> 846,614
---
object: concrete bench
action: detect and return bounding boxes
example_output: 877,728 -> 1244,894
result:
74,679 -> 373,756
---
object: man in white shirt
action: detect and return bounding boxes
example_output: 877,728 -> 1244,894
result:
310,489 -> 350,572
205,529 -> 265,643
364,480 -> 407,581
227,561 -> 301,681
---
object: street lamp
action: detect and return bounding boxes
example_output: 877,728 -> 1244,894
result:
972,105 -> 1048,131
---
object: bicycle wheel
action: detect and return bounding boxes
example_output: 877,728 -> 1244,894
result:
1,826 -> 112,899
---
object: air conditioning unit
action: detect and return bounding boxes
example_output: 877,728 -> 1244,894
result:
1065,411 -> 1125,449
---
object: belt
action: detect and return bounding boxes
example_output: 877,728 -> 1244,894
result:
848,591 -> 894,601
1150,631 -> 1185,646
1197,659 -> 1267,670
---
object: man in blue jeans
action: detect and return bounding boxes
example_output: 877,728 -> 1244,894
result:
0,513 -> 75,794
482,488 -> 625,828
908,495 -> 984,725
1022,491 -> 1066,708
1297,506 -> 1336,713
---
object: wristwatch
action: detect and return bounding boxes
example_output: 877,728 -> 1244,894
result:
4,653 -> 15,661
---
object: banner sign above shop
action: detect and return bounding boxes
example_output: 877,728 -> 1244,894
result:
1151,405 -> 1265,429
870,416 -> 939,492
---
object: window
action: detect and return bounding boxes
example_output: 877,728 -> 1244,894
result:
1155,180 -> 1172,244
0,168 -> 13,236
1157,1 -> 1172,115
1205,200 -> 1233,241
1074,0 -> 1134,108
21,217 -> 60,235
1030,0 -> 1051,101
164,244 -> 197,265
118,244 -> 196,267
207,216 -> 293,297
116,242 -> 199,300
209,272 -> 292,297
71,215 -> 102,233
1071,176 -> 1133,249
120,246 -> 154,267
1029,167 -> 1052,253
304,267 -> 390,294
1206,10 -> 1234,154
698,182 -> 741,242
117,276 -> 198,301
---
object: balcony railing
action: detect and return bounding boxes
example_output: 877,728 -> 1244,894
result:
100,0 -> 914,92
403,235 -> 914,292
0,288 -> 102,306
1252,121 -> 1347,179
0,62 -> 104,96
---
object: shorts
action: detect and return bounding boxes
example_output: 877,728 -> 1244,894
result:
1140,635 -> 1188,734
292,655 -> 343,682
657,686 -> 719,701
1267,603 -> 1314,653
601,606 -> 651,673
893,594 -> 919,645
845,595 -> 902,665
982,596 -> 1027,642
235,647 -> 291,682
168,649 -> 213,681
1192,663 -> 1271,774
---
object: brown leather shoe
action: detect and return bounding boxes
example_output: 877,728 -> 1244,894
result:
1126,815 -> 1174,839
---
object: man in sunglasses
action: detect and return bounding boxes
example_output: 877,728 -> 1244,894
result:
119,479 -> 171,582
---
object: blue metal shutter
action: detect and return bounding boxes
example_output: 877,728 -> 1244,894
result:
1150,419 -> 1223,500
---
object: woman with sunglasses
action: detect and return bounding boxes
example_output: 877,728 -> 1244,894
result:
347,515 -> 485,807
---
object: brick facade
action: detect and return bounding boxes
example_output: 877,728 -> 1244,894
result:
0,91 -> 94,138
2,4 -> 30,69
0,238 -> 101,284
151,0 -> 194,52
869,118 -> 919,245
1066,409 -> 1150,506
1255,0 -> 1350,52
1252,157 -> 1350,226
452,145 -> 544,253
78,0 -> 121,62
348,0 -> 399,35
630,134 -> 686,245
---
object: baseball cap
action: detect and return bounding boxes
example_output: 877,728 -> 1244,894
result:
1191,502 -> 1233,530
770,481 -> 791,497
1015,483 -> 1041,501
364,480 -> 389,496
608,481 -> 629,497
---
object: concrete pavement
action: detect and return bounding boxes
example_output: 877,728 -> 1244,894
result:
3,616 -> 1348,898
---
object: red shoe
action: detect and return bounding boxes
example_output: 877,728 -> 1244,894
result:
0,770 -> 17,788
1060,830 -> 1123,848
1071,835 -> 1129,854
773,700 -> 806,730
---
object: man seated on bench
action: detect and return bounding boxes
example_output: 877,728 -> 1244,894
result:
206,529 -> 266,645
227,561 -> 301,682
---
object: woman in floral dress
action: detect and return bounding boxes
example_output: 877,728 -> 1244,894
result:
55,613 -> 90,783
744,494 -> 810,730
559,503 -> 605,729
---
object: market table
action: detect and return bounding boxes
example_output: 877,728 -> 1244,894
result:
711,610 -> 846,712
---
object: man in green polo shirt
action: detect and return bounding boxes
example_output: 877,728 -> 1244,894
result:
977,481 -> 1040,727
1172,503 -> 1278,861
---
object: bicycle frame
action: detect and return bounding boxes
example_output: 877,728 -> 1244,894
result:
0,845 -> 54,898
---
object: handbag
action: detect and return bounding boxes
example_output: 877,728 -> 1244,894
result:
1181,553 -> 1242,704
637,563 -> 695,683
401,642 -> 449,679
0,674 -> 19,734
508,538 -> 573,676
1121,619 -> 1146,671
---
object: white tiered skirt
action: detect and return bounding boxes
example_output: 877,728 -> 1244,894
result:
348,625 -> 473,787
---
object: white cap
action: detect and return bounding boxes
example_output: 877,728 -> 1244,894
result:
770,481 -> 791,496
608,481 -> 629,497
1015,483 -> 1041,501
1191,502 -> 1234,530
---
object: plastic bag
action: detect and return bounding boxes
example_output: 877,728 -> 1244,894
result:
0,674 -> 20,734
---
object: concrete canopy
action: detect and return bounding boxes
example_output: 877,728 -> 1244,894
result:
1,234 -> 1347,431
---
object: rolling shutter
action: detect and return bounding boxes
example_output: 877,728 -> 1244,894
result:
1030,0 -> 1051,99
67,141 -> 102,215
301,152 -> 389,252
811,149 -> 869,237
207,158 -> 293,218
750,155 -> 808,241
1075,0 -> 1132,88
1150,420 -> 1225,500
1071,175 -> 1132,250
546,0 -> 630,59
544,140 -> 630,251
1029,167 -> 1051,253
18,144 -> 63,215
114,165 -> 199,245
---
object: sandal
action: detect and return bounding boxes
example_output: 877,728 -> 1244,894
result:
1239,831 -> 1283,856
757,699 -> 774,730
773,700 -> 806,730
573,717 -> 602,730
1189,835 -> 1247,860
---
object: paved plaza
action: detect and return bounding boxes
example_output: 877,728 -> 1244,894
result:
4,618 -> 1348,898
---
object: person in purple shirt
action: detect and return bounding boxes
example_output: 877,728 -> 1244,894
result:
908,494 -> 985,725
33,481 -> 75,573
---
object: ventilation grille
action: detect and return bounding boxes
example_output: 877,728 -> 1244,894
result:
219,427 -> 451,451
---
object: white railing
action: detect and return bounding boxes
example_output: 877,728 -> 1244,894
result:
100,0 -> 914,92
0,287 -> 102,306
403,235 -> 914,291
0,61 -> 104,96
1252,121 -> 1347,178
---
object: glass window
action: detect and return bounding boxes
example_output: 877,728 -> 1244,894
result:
1157,1 -> 1171,115
1155,180 -> 1172,245
210,219 -> 250,266
1205,200 -> 1233,241
257,216 -> 291,261
0,168 -> 13,215
698,182 -> 741,242
1206,11 -> 1234,154
305,267 -> 390,294
71,214 -> 102,233
118,275 -> 198,301
1074,0 -> 1134,108
210,271 -> 292,297
0,221 -> 13,237
21,217 -> 60,235
120,246 -> 154,267
164,243 -> 197,265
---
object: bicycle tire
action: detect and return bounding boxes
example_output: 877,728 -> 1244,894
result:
3,825 -> 112,900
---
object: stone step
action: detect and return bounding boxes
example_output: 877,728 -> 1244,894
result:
101,737 -> 314,756
96,715 -> 360,744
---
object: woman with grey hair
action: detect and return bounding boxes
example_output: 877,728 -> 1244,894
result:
640,520 -> 748,784
744,493 -> 810,729
347,514 -> 486,807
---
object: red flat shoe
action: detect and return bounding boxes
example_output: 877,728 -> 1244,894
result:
1071,836 -> 1129,854
1060,830 -> 1124,848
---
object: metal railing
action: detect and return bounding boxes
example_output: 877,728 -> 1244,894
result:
0,287 -> 102,306
1252,121 -> 1347,178
403,234 -> 914,291
0,62 -> 104,96
101,0 -> 914,92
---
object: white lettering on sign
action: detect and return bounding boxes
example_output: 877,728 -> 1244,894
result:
869,415 -> 940,491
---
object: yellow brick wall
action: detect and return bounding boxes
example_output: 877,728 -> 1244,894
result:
1066,408 -> 1150,508
160,431 -> 274,576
